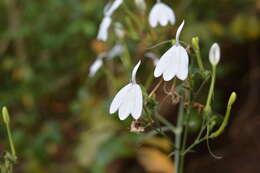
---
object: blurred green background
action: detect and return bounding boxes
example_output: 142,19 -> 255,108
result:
0,0 -> 260,172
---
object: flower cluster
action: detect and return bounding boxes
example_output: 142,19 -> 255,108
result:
92,1 -> 222,120
109,24 -> 221,120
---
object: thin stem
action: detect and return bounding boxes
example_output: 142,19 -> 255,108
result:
182,136 -> 207,155
6,122 -> 16,158
155,113 -> 176,134
175,98 -> 184,173
148,78 -> 163,97
204,65 -> 216,114
194,48 -> 205,72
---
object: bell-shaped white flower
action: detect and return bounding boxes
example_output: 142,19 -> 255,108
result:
109,61 -> 143,120
107,43 -> 124,59
145,52 -> 159,66
88,53 -> 106,77
149,1 -> 175,28
97,17 -> 112,41
209,43 -> 220,66
154,21 -> 189,81
97,0 -> 123,41
135,0 -> 146,13
89,44 -> 123,77
114,22 -> 125,39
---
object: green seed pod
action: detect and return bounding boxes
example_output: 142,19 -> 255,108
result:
183,109 -> 202,133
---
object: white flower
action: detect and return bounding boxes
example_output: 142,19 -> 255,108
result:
97,0 -> 123,41
134,0 -> 146,13
114,22 -> 125,39
89,44 -> 123,77
107,43 -> 124,59
209,43 -> 220,66
154,21 -> 189,81
109,61 -> 143,120
88,53 -> 106,77
97,17 -> 112,41
144,52 -> 159,66
149,1 -> 175,28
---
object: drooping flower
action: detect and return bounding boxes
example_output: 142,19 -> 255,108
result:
89,53 -> 106,77
114,22 -> 125,39
97,17 -> 112,41
97,0 -> 123,41
209,43 -> 220,66
134,0 -> 146,13
144,52 -> 159,66
88,43 -> 123,77
148,1 -> 175,28
154,21 -> 189,81
109,61 -> 143,120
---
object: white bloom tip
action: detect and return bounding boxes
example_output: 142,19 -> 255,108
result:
132,60 -> 141,83
176,20 -> 185,44
209,43 -> 220,66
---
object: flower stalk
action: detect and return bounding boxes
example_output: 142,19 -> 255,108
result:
2,107 -> 16,158
175,98 -> 184,173
204,65 -> 216,115
192,37 -> 205,72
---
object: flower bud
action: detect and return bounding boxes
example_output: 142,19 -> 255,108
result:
192,37 -> 200,50
228,92 -> 237,106
134,0 -> 146,13
2,106 -> 10,124
209,43 -> 220,66
114,22 -> 125,39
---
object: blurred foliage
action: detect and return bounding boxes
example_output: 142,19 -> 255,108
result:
0,0 -> 259,172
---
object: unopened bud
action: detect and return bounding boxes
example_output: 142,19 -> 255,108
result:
228,92 -> 237,106
209,43 -> 220,66
2,106 -> 10,124
192,37 -> 200,50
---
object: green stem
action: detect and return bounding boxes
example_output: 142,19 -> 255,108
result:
155,113 -> 176,134
175,98 -> 184,173
204,65 -> 216,114
194,49 -> 205,72
6,122 -> 16,158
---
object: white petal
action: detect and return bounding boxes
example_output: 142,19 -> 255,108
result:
105,0 -> 123,16
176,46 -> 189,80
89,59 -> 103,77
109,83 -> 132,114
145,52 -> 159,66
97,17 -> 112,41
131,61 -> 141,84
176,20 -> 185,44
154,46 -> 175,78
162,46 -> 179,81
158,12 -> 168,26
130,84 -> 143,119
134,0 -> 146,13
209,43 -> 220,66
107,43 -> 124,59
114,22 -> 125,39
148,5 -> 159,27
118,99 -> 131,120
